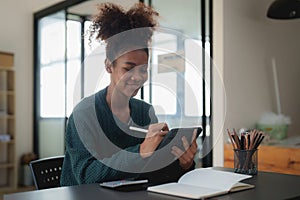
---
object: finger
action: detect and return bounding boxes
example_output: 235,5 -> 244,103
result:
181,136 -> 190,151
191,136 -> 197,147
189,141 -> 198,154
160,130 -> 168,137
171,146 -> 184,158
153,122 -> 169,132
182,148 -> 196,162
148,123 -> 166,136
161,122 -> 169,132
183,140 -> 197,157
174,148 -> 193,165
191,129 -> 197,143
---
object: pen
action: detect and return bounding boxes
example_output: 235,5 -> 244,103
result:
129,126 -> 148,133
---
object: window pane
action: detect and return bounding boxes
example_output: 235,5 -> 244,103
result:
184,39 -> 203,117
84,21 -> 99,56
151,0 -> 201,38
39,12 -> 65,118
83,21 -> 109,97
66,20 -> 81,116
147,0 -> 203,127
144,32 -> 177,116
40,64 -> 65,117
205,39 -> 211,117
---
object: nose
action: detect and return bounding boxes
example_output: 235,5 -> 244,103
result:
130,68 -> 144,81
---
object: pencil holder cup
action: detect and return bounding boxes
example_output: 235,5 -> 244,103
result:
234,149 -> 258,175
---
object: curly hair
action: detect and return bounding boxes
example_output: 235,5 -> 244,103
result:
89,2 -> 159,62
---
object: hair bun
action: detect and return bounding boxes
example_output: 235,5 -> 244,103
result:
89,2 -> 158,42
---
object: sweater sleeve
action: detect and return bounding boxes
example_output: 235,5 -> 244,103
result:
61,115 -> 148,186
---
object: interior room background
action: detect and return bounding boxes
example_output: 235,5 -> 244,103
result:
0,0 -> 299,170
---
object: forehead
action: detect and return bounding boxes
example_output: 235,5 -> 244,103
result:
115,50 -> 148,65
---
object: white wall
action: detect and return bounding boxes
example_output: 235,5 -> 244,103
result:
223,0 -> 300,136
213,0 -> 300,165
265,13 -> 300,137
0,0 -> 64,168
213,0 -> 225,166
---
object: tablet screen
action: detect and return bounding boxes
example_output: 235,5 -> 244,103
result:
156,127 -> 202,151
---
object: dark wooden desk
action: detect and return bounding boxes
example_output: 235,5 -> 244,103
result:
4,168 -> 300,200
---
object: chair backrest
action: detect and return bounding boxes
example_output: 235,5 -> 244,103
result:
29,156 -> 64,190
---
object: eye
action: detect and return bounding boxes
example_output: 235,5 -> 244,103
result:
139,65 -> 148,73
124,67 -> 133,72
140,68 -> 148,73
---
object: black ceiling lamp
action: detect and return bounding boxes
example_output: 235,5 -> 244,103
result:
267,0 -> 300,19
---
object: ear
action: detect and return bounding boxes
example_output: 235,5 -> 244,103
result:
105,58 -> 112,73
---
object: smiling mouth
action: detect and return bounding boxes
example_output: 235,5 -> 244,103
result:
127,84 -> 141,88
127,82 -> 142,86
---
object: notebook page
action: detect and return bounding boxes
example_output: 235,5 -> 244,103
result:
147,183 -> 226,199
178,168 -> 252,191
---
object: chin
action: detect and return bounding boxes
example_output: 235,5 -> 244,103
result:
123,84 -> 140,97
131,90 -> 139,97
128,88 -> 140,97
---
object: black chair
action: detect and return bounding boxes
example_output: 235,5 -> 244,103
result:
29,155 -> 64,190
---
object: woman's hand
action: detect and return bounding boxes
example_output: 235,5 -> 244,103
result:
139,122 -> 169,158
171,129 -> 198,170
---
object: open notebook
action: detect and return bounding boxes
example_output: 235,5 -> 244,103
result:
147,168 -> 254,199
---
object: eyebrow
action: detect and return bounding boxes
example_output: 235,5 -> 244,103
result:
124,61 -> 137,66
123,61 -> 148,68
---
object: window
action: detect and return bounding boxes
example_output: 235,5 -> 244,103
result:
39,11 -> 66,118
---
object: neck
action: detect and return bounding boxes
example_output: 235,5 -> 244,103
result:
106,85 -> 131,123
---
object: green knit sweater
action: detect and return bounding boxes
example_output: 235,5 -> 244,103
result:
60,87 -> 191,186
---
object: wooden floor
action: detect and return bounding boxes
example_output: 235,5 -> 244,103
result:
0,186 -> 35,200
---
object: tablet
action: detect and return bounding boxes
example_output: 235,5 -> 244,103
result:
156,126 -> 202,151
132,127 -> 203,180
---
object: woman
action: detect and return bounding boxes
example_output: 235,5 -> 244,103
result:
60,2 -> 197,186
